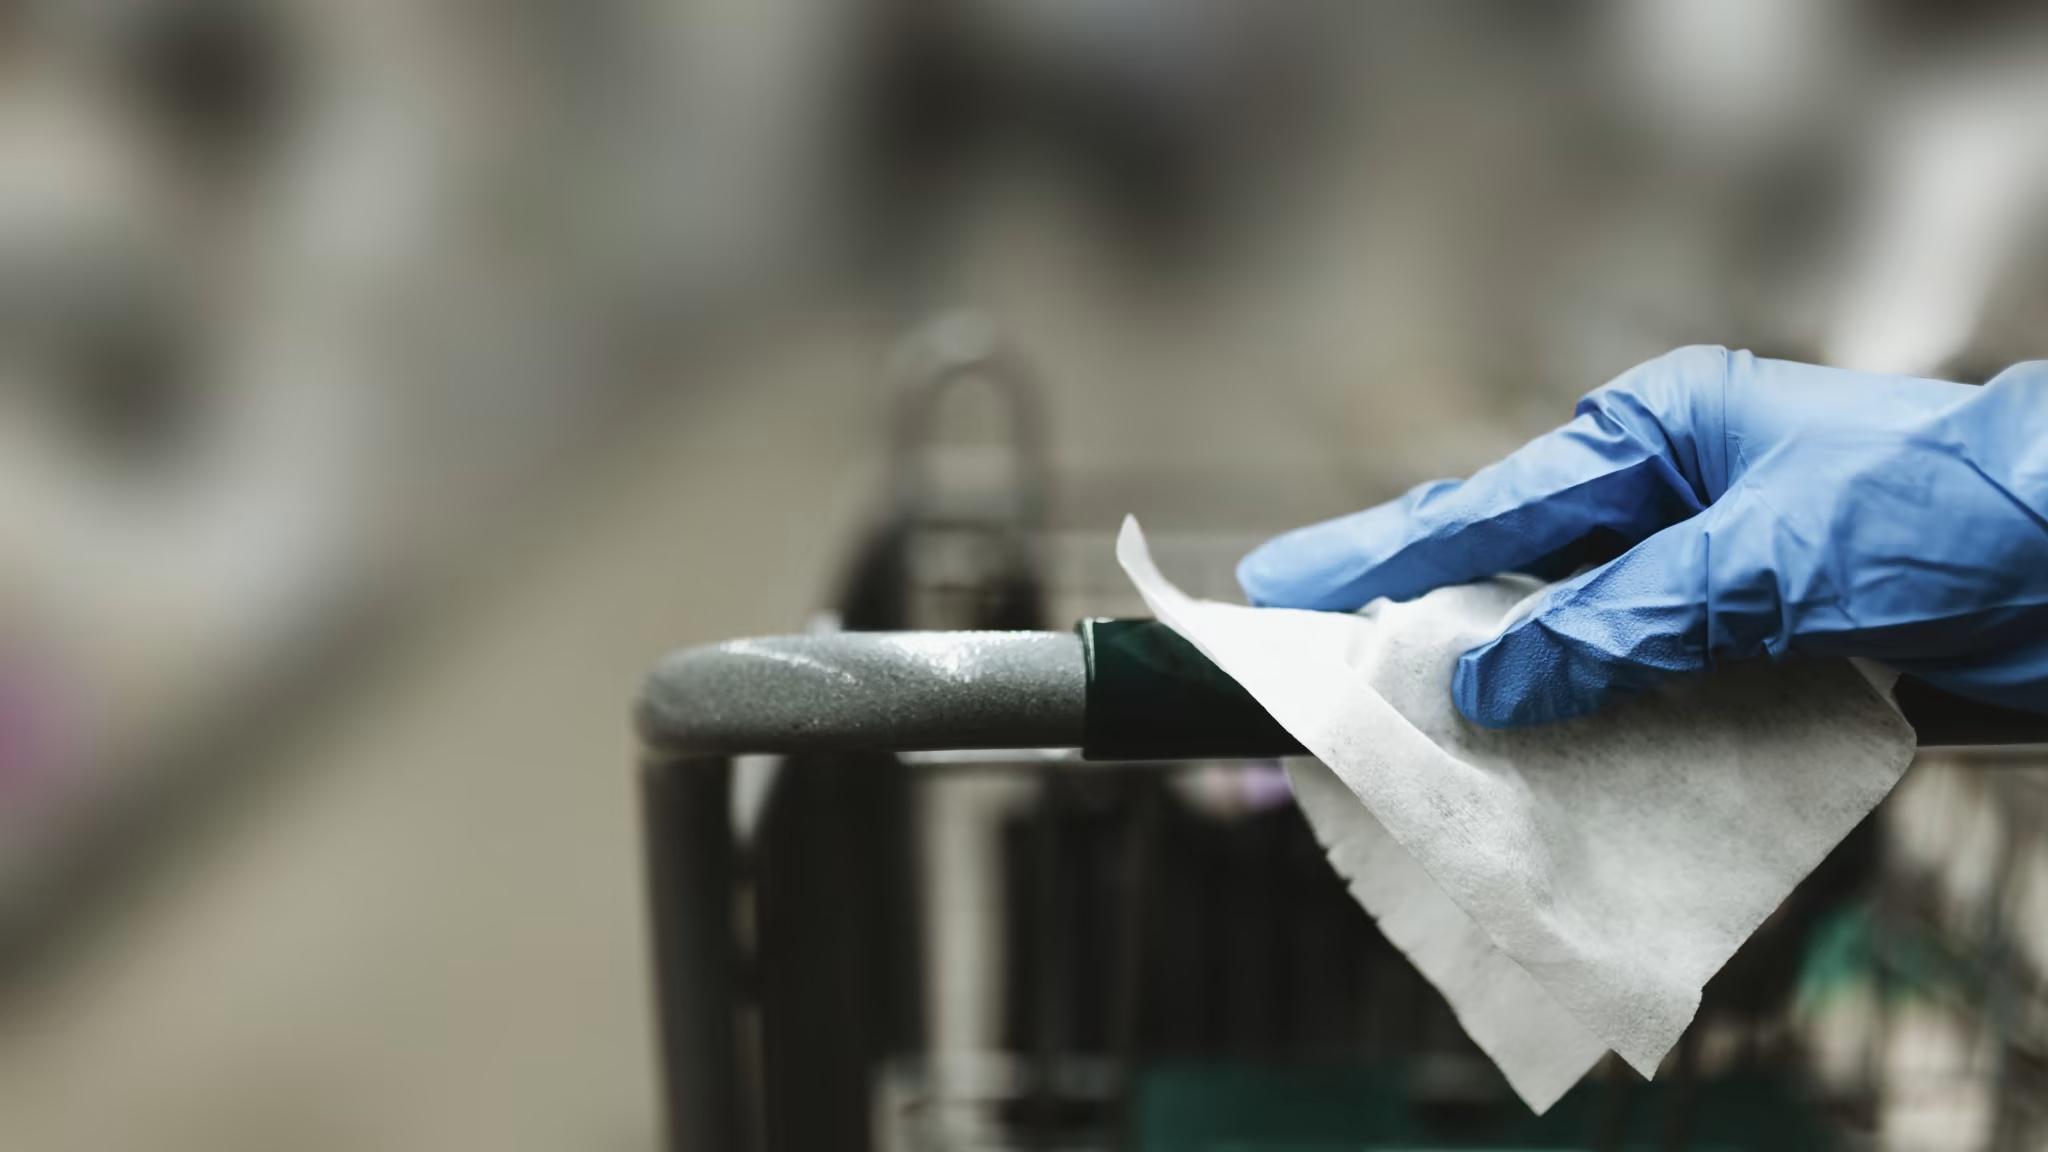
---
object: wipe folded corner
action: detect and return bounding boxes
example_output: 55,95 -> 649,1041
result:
1115,515 -> 1916,1112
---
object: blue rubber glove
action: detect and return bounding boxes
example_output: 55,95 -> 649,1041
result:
1238,346 -> 2048,728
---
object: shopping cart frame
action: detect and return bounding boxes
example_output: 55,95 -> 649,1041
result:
636,623 -> 2048,1151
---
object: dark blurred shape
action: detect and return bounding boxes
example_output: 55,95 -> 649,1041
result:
841,320 -> 1049,632
1897,678 -> 2048,747
854,0 -> 1328,288
0,247 -> 198,472
1873,0 -> 2043,41
57,303 -> 198,473
114,0 -> 296,171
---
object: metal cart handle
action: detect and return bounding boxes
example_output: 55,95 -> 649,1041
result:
638,619 -> 2048,758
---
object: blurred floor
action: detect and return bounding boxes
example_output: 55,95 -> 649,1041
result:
0,311 -> 900,1151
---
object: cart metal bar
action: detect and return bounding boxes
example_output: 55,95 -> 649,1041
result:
639,624 -> 2048,759
637,631 -> 1086,756
639,753 -> 738,1152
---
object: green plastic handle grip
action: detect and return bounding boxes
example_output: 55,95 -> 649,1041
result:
1078,618 -> 2048,760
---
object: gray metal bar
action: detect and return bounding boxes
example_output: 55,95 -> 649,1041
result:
638,631 -> 1086,756
640,754 -> 742,1152
640,628 -> 2048,758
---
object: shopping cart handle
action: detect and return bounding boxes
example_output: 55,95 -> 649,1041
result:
1080,618 -> 2048,757
1080,618 -> 1297,759
637,621 -> 2048,759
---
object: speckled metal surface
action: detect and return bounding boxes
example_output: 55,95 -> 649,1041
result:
637,631 -> 1087,754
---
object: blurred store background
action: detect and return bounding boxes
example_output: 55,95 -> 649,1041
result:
0,1 -> 2044,1149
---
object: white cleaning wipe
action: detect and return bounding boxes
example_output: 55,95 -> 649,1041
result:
1116,516 -> 1916,1112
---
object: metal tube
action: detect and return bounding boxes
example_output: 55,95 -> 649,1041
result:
640,754 -> 742,1152
638,631 -> 1087,756
640,625 -> 2047,758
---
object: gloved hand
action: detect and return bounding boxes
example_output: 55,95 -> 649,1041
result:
1238,346 -> 2048,728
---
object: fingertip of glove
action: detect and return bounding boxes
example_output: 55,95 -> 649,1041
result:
1453,644 -> 1523,729
1454,631 -> 1592,729
1235,541 -> 1291,608
1238,523 -> 1380,610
